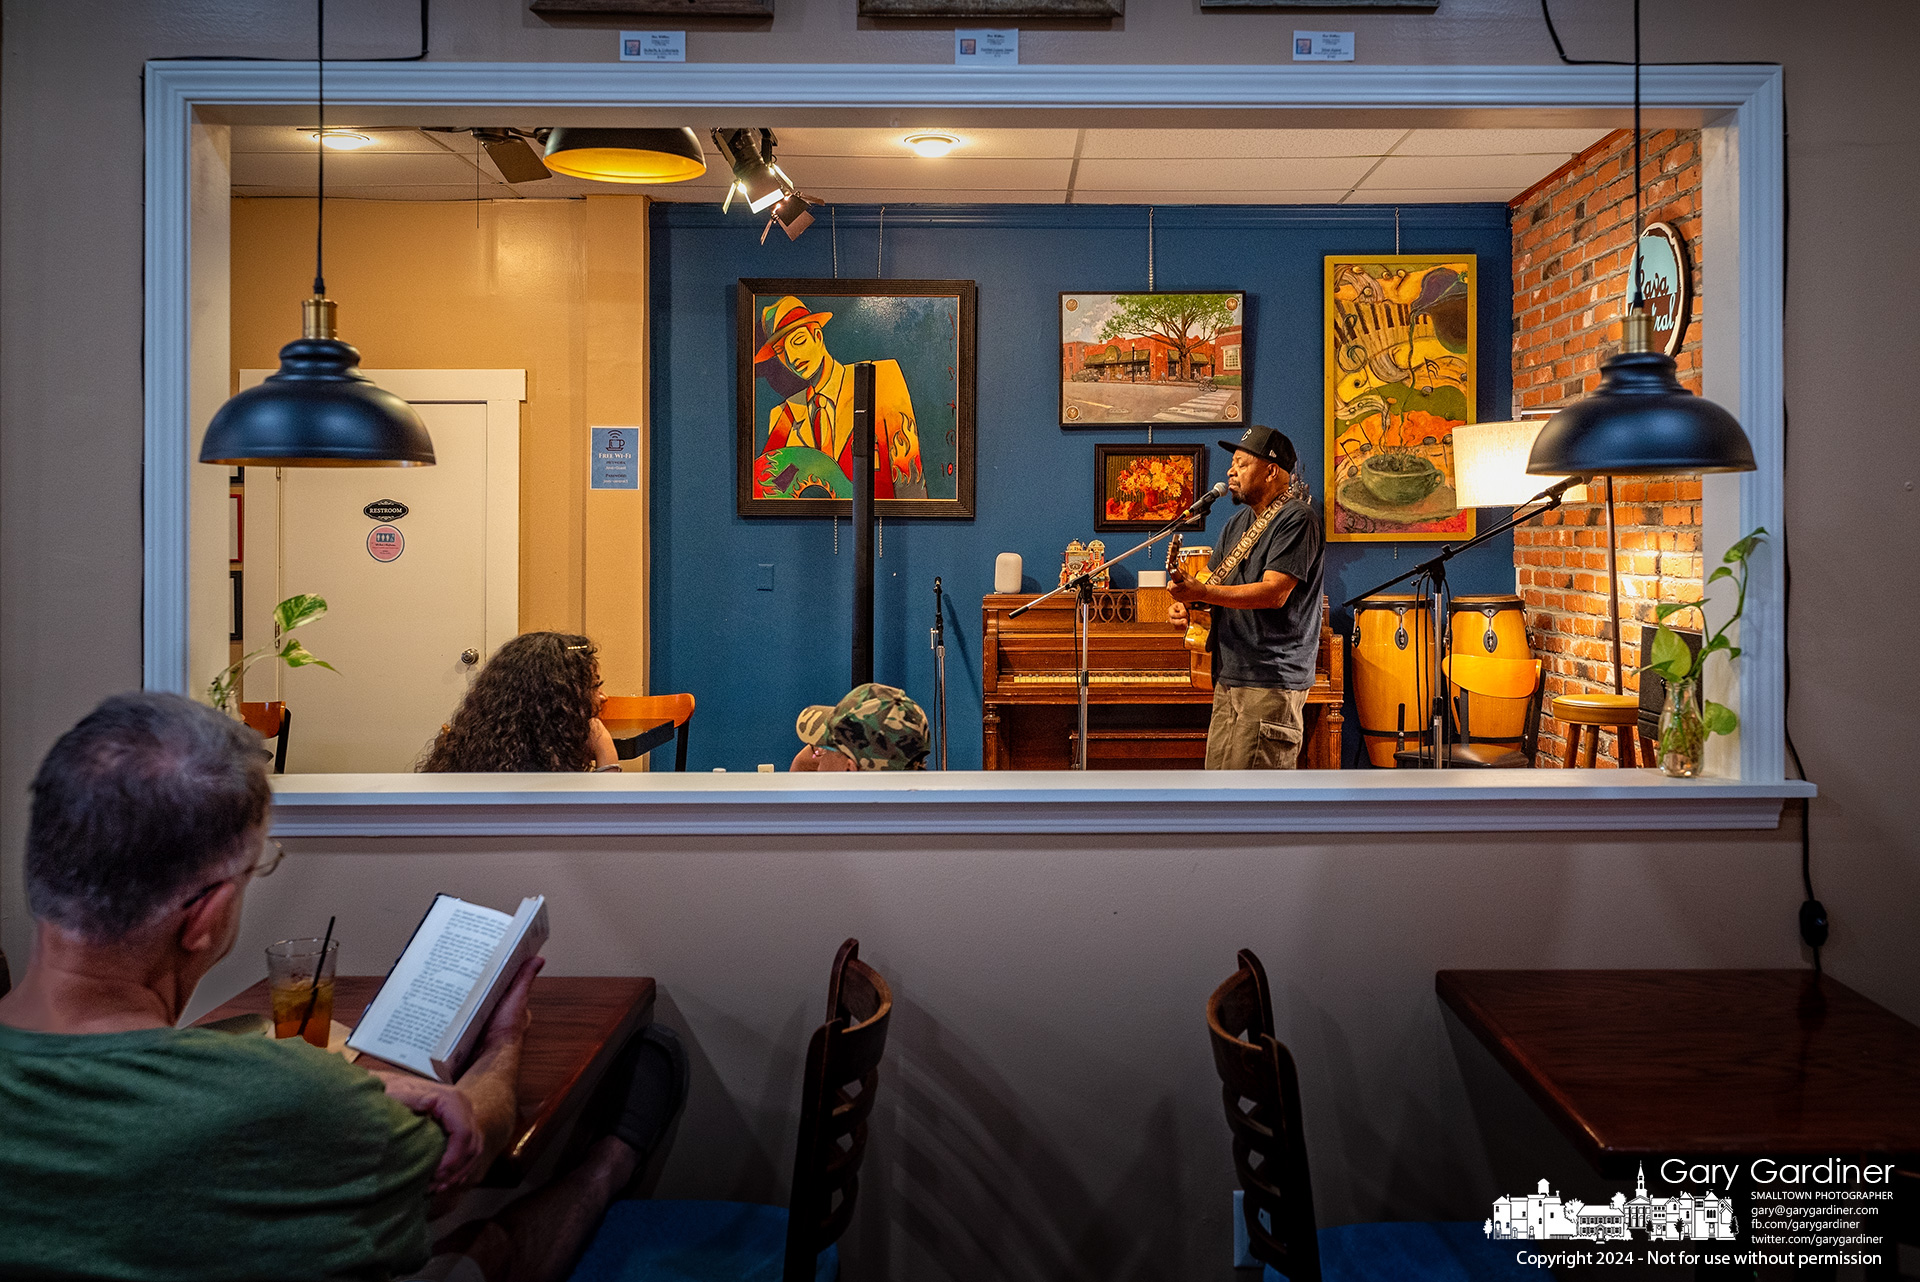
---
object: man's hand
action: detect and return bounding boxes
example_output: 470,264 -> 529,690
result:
375,1072 -> 487,1193
1167,567 -> 1208,606
1167,600 -> 1188,626
480,956 -> 542,1055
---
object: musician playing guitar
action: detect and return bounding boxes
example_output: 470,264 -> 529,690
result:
1167,425 -> 1325,770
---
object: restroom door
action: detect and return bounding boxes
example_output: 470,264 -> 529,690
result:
241,370 -> 523,773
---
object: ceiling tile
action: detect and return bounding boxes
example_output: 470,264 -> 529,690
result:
1074,156 -> 1373,192
1343,189 -> 1528,205
234,186 -> 520,202
781,156 -> 1075,191
1070,190 -> 1354,205
1393,128 -> 1611,156
768,127 -> 1079,159
1357,153 -> 1580,193
1078,128 -> 1406,160
232,151 -> 484,188
230,125 -> 458,155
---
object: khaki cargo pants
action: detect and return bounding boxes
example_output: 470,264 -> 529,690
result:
1204,684 -> 1309,770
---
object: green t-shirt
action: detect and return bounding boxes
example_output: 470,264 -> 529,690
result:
0,1022 -> 446,1281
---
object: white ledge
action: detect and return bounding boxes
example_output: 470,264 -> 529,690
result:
267,772 -> 1814,838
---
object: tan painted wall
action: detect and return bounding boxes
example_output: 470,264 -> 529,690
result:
3,2 -> 1917,1274
231,195 -> 649,661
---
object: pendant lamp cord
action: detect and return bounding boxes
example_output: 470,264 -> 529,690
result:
1629,0 -> 1642,311
314,0 -> 327,297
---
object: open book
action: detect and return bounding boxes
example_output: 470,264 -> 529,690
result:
346,894 -> 548,1082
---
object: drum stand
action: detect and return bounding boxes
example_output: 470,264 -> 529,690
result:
1342,474 -> 1588,770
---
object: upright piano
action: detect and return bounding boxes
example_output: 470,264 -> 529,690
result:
981,590 -> 1344,770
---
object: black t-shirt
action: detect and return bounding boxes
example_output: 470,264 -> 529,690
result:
1207,497 -> 1325,690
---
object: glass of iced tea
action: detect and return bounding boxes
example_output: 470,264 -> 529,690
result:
265,937 -> 339,1048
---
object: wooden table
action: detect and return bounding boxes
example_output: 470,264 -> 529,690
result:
1437,969 -> 1920,1175
197,975 -> 654,1186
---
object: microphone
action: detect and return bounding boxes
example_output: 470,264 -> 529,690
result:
1184,482 -> 1230,516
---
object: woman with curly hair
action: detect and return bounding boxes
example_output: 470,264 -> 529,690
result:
419,631 -> 619,773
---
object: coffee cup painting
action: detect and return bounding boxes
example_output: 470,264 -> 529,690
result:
736,278 -> 976,519
1060,292 -> 1245,427
1322,255 -> 1477,543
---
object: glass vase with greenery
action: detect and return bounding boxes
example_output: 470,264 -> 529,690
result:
1638,528 -> 1765,777
206,593 -> 337,714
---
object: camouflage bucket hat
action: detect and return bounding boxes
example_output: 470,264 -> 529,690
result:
796,683 -> 930,769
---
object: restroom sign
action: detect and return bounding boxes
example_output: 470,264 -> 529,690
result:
367,524 -> 405,562
591,426 -> 640,490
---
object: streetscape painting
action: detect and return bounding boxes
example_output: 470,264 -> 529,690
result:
1060,291 -> 1245,427
1323,254 -> 1477,543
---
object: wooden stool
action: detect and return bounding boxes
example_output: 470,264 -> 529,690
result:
1550,693 -> 1646,768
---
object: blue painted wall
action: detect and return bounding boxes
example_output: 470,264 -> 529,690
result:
650,202 -> 1515,771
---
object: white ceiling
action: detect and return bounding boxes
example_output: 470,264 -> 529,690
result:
230,125 -> 1608,206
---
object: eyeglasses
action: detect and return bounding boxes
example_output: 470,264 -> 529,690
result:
181,836 -> 283,910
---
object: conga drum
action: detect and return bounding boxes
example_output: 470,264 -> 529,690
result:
1352,594 -> 1434,767
1447,594 -> 1534,748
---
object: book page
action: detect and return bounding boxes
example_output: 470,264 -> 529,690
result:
430,896 -> 549,1080
346,896 -> 511,1074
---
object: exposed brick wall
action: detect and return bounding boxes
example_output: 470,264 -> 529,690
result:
1509,129 -> 1705,767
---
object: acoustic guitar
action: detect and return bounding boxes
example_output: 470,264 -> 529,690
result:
1165,533 -> 1212,655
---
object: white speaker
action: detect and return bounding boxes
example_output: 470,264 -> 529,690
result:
1136,570 -> 1168,588
994,552 -> 1022,594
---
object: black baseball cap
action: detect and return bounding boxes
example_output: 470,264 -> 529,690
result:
1218,424 -> 1298,472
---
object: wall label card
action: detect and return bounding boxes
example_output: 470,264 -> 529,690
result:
955,30 -> 1018,66
591,427 -> 641,490
367,524 -> 405,563
619,31 -> 686,63
1293,31 -> 1354,61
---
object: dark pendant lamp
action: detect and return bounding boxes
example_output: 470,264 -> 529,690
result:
1528,0 -> 1755,480
541,127 -> 707,184
199,0 -> 433,468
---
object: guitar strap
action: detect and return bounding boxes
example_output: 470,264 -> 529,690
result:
1209,496 -> 1290,584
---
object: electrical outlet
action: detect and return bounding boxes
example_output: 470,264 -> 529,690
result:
756,563 -> 775,592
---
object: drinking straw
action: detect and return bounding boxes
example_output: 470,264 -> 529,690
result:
299,915 -> 336,1041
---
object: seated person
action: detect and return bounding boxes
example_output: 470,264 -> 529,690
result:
420,631 -> 620,773
0,692 -> 685,1282
789,682 -> 931,771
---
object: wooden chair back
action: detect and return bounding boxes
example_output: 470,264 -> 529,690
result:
1206,948 -> 1321,1282
784,938 -> 894,1282
599,694 -> 697,771
238,701 -> 291,774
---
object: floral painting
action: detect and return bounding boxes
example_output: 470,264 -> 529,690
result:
1093,444 -> 1209,532
1323,255 -> 1477,542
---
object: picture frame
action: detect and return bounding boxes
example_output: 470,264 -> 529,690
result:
1323,254 -> 1476,543
737,278 -> 976,519
1092,443 -> 1209,532
1060,291 -> 1245,428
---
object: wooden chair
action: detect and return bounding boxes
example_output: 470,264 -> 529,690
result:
568,939 -> 893,1282
599,693 -> 696,772
1207,949 -> 1538,1282
238,701 -> 291,774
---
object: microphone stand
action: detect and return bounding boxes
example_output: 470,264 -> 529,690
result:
1340,473 -> 1588,770
1011,489 -> 1226,770
931,576 -> 949,771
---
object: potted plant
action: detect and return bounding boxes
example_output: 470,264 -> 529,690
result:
1638,528 -> 1765,777
206,593 -> 337,715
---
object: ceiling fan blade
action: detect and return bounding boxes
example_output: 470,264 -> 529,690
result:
481,135 -> 551,184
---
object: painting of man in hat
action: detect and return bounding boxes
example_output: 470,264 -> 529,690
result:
738,280 -> 975,517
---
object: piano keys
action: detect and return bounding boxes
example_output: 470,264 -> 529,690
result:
981,589 -> 1345,770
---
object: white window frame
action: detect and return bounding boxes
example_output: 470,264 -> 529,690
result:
143,60 -> 1806,834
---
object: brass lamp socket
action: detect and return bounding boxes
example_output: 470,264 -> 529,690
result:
1621,307 -> 1655,355
302,296 -> 339,340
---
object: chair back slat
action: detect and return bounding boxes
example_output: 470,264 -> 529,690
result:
598,693 -> 697,770
1206,949 -> 1321,1282
237,702 -> 290,774
784,939 -> 893,1282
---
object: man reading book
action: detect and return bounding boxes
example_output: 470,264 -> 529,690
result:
0,693 -> 685,1282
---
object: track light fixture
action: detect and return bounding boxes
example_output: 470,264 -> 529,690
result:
762,190 -> 822,244
712,127 -> 795,214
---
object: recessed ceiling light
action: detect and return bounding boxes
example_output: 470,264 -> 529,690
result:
904,131 -> 960,159
310,130 -> 374,151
